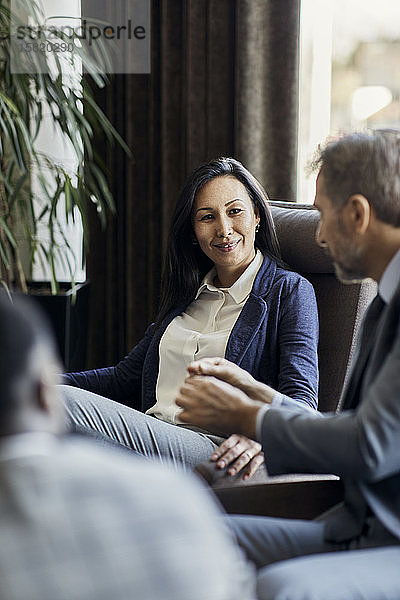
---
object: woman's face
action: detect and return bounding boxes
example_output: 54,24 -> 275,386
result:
193,175 -> 260,285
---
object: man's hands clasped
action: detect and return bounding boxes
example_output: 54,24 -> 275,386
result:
176,357 -> 275,481
186,357 -> 270,402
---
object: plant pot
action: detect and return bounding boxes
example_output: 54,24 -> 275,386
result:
29,281 -> 90,372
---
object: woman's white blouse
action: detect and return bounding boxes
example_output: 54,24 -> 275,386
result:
146,250 -> 263,424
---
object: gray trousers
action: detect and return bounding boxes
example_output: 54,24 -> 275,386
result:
60,385 -> 224,471
229,514 -> 400,600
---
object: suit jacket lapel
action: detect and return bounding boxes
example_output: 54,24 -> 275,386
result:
342,294 -> 386,410
224,254 -> 275,364
363,284 -> 400,388
225,294 -> 267,364
341,294 -> 385,410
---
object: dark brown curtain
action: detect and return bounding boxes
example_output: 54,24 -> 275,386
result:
235,0 -> 300,200
82,0 -> 300,368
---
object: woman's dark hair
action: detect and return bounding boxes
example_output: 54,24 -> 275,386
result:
156,157 -> 283,325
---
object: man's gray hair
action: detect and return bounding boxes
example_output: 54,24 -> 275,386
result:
311,129 -> 400,227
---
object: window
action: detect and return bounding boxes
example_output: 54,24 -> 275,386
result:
31,0 -> 85,282
298,0 -> 400,203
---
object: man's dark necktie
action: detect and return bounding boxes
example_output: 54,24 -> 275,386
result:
341,294 -> 386,410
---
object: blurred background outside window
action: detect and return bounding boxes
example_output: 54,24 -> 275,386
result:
298,0 -> 400,203
30,0 -> 84,283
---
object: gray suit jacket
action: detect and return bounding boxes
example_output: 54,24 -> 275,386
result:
0,435 -> 255,600
260,282 -> 400,543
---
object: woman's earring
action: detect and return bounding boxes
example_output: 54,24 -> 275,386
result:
255,224 -> 260,233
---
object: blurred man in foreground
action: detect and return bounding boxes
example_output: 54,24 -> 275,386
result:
177,130 -> 400,600
0,294 -> 255,600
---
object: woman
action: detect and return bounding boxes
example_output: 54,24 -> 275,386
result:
62,157 -> 319,480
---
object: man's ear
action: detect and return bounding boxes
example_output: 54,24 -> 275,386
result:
343,194 -> 371,235
37,377 -> 52,414
37,363 -> 62,414
37,369 -> 65,433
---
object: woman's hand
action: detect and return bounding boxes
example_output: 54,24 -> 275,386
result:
187,357 -> 274,403
211,434 -> 264,481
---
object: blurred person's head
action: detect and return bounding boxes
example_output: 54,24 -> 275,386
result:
0,293 -> 63,437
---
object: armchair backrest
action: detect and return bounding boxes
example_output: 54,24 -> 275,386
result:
270,202 -> 376,412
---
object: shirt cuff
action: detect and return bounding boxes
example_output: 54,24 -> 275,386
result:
255,392 -> 283,442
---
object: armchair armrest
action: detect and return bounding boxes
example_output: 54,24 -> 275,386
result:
195,461 -> 344,519
213,475 -> 344,519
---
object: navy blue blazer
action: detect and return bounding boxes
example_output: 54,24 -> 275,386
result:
64,256 -> 319,412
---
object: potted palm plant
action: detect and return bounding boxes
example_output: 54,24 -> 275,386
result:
0,0 -> 130,368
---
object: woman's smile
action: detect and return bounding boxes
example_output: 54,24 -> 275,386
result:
212,239 -> 241,252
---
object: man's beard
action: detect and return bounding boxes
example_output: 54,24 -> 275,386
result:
333,260 -> 367,284
330,234 -> 368,284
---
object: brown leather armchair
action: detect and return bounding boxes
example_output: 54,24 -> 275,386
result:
198,202 -> 376,519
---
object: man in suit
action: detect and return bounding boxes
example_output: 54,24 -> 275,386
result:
0,294 -> 256,600
176,129 -> 400,600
